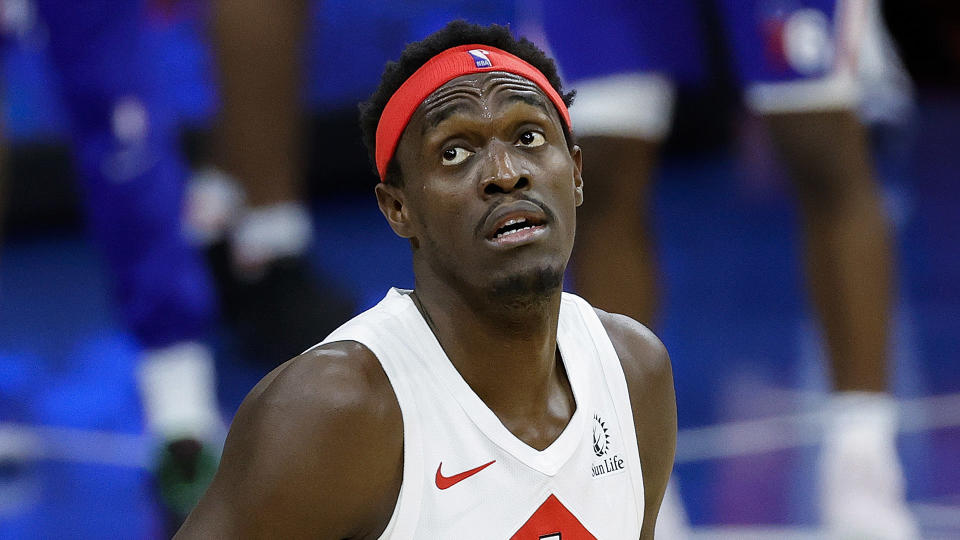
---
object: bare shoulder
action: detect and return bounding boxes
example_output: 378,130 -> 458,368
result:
249,340 -> 400,427
593,307 -> 674,437
595,308 -> 676,539
594,308 -> 671,386
177,341 -> 403,539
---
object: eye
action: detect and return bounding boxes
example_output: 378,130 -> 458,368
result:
441,146 -> 474,166
516,131 -> 546,148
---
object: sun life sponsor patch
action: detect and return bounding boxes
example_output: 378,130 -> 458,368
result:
590,413 -> 626,478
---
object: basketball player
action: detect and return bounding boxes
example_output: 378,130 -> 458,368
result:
543,1 -> 917,538
8,0 -> 224,524
177,21 -> 676,538
195,0 -> 356,365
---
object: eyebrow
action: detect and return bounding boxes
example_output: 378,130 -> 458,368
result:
424,103 -> 469,133
505,92 -> 551,116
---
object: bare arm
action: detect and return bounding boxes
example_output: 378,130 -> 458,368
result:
598,309 -> 677,540
175,342 -> 403,539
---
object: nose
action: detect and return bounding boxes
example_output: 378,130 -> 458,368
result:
479,141 -> 530,196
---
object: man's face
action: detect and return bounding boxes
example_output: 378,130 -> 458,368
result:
387,71 -> 583,299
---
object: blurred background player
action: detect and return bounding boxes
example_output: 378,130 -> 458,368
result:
544,0 -> 918,538
187,0 -> 355,365
0,0 -> 223,527
1,0 -> 362,525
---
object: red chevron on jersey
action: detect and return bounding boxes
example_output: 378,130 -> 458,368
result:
510,494 -> 597,540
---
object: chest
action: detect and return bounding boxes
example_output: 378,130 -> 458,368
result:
395,352 -> 642,539
409,399 -> 641,539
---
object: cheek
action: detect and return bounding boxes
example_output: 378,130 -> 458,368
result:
541,146 -> 576,181
416,188 -> 472,242
548,171 -> 581,240
542,153 -> 580,205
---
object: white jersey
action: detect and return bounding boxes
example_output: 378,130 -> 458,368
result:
318,288 -> 644,539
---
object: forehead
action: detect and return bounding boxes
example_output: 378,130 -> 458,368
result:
427,71 -> 544,101
417,71 -> 555,126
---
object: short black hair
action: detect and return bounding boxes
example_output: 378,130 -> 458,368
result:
359,20 -> 575,187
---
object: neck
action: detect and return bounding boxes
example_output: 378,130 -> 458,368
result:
411,270 -> 563,416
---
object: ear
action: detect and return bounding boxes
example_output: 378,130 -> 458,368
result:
571,144 -> 584,207
375,182 -> 415,239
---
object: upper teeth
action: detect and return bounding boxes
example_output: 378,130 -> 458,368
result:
496,217 -> 535,238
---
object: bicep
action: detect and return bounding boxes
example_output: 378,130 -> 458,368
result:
637,353 -> 676,539
177,388 -> 351,538
175,364 -> 289,538
598,311 -> 677,539
176,350 -> 403,539
175,489 -> 241,539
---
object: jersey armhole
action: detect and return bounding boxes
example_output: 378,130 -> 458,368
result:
320,324 -> 425,539
562,293 -> 646,528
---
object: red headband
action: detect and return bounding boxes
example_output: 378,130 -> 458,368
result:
375,44 -> 571,181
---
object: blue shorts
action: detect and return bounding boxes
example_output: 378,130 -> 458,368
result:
304,0 -> 518,108
543,0 -> 865,136
545,0 -> 846,86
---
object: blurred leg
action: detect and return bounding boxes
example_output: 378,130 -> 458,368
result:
724,0 -> 919,533
765,109 -> 891,393
35,0 -> 219,421
206,0 -> 354,365
728,0 -> 893,389
210,0 -> 310,270
211,0 -> 305,208
572,135 -> 660,325
766,109 -> 916,539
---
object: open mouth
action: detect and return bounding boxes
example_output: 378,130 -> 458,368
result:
485,213 -> 549,247
492,216 -> 545,240
479,199 -> 553,246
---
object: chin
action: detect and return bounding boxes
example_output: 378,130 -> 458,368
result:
487,264 -> 564,306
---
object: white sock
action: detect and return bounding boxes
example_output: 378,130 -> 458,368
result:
824,391 -> 898,443
819,391 -> 919,539
822,391 -> 901,494
230,202 -> 313,276
184,166 -> 246,247
137,342 -> 222,442
821,391 -> 901,495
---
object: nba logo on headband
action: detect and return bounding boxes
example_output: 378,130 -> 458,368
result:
467,49 -> 492,68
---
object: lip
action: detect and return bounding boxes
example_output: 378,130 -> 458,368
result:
480,200 -> 550,247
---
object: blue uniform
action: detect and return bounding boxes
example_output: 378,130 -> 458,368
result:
304,0 -> 520,109
26,0 -> 216,349
545,0 -> 846,87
